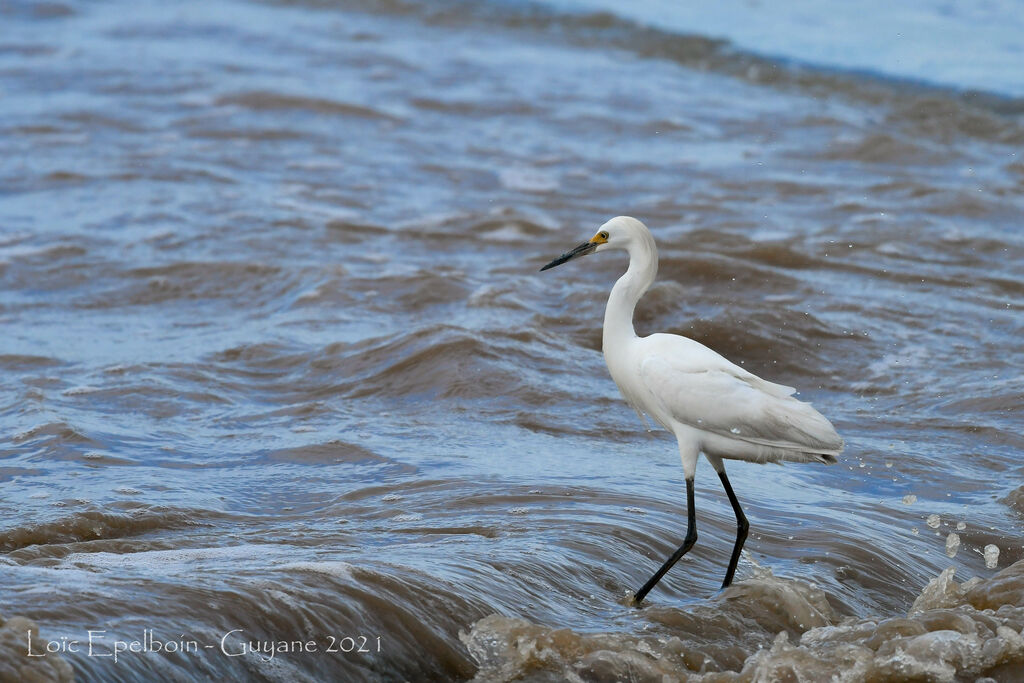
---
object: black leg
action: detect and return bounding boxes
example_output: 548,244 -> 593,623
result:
718,468 -> 749,588
633,478 -> 697,604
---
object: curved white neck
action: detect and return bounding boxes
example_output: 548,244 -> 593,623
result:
602,232 -> 658,350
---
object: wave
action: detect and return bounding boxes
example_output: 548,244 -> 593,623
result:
0,354 -> 62,370
206,323 -> 578,411
0,612 -> 74,682
310,324 -> 561,403
321,0 -> 1024,138
0,506 -> 210,552
216,91 -> 402,123
83,261 -> 294,309
462,560 -> 1024,681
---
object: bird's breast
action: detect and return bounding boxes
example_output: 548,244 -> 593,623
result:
603,340 -> 664,427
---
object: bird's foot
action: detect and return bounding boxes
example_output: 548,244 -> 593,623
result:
624,589 -> 644,607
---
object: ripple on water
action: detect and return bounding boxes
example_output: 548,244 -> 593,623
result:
214,91 -> 403,123
84,262 -> 293,309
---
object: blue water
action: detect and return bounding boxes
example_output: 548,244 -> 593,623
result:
556,0 -> 1024,97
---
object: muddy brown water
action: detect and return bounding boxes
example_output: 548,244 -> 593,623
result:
1,0 -> 1022,681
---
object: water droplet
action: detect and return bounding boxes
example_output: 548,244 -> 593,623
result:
902,494 -> 917,505
945,533 -> 960,558
984,544 -> 1000,569
926,514 -> 940,529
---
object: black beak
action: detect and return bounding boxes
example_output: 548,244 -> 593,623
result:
540,241 -> 596,271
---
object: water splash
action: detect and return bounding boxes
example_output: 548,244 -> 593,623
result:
463,562 -> 1024,682
984,544 -> 1000,569
945,532 -> 960,558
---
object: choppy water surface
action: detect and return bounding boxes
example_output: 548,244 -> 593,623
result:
1,0 -> 1022,680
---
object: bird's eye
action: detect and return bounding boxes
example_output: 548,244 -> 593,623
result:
599,231 -> 609,240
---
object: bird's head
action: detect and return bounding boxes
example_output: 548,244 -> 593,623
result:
540,216 -> 648,271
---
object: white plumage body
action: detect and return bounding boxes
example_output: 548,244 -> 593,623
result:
606,333 -> 842,471
594,216 -> 842,479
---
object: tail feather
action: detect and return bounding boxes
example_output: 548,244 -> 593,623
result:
803,451 -> 838,465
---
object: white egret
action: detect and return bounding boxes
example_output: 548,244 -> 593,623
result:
541,216 -> 842,603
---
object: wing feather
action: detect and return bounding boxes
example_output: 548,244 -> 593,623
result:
636,335 -> 842,454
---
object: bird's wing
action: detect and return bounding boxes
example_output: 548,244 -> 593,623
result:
637,336 -> 841,453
